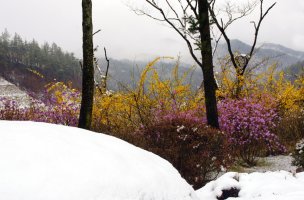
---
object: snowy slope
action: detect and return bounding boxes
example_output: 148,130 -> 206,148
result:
0,121 -> 198,200
0,77 -> 32,108
196,171 -> 304,200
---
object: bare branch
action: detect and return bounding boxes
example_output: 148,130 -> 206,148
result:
246,1 -> 276,72
185,0 -> 199,19
141,0 -> 202,67
79,61 -> 83,71
209,0 -> 276,75
165,0 -> 184,27
208,4 -> 238,70
93,29 -> 101,36
104,47 -> 110,90
133,9 -> 165,22
212,31 -> 223,56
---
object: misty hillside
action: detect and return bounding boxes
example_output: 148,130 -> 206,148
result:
1,31 -> 303,94
0,31 -> 81,95
0,31 -> 204,93
215,39 -> 304,70
101,40 -> 304,90
97,58 -> 203,91
284,60 -> 304,81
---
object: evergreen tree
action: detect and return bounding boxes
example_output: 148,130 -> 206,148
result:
0,30 -> 81,89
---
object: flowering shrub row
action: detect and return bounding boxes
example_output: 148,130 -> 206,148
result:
0,82 -> 80,126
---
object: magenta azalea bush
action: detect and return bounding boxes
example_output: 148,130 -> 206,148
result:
137,107 -> 233,189
0,89 -> 80,126
218,97 -> 286,166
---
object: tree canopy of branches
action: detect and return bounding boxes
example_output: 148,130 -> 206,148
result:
136,0 -> 276,118
209,0 -> 276,97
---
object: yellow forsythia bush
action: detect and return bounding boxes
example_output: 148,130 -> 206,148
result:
91,58 -> 202,142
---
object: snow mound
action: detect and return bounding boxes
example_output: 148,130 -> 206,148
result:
196,171 -> 304,200
0,121 -> 198,200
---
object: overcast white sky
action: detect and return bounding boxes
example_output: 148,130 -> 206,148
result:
0,0 -> 303,63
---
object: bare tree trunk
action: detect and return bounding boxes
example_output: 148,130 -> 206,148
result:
78,0 -> 94,130
135,0 -> 220,128
198,0 -> 219,128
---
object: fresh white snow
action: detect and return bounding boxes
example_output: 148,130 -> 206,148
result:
1,120 -> 304,200
196,171 -> 304,200
0,121 -> 198,200
0,78 -> 13,86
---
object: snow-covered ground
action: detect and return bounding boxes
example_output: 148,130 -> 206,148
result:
241,156 -> 297,173
0,77 -> 32,108
0,120 -> 304,200
0,121 -> 198,200
196,171 -> 304,200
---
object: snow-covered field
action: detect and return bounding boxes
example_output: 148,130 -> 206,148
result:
0,121 -> 197,200
0,120 -> 303,200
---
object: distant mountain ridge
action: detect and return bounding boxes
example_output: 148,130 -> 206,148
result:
100,40 -> 304,90
1,33 -> 302,96
261,43 -> 304,59
215,39 -> 304,69
97,58 -> 203,91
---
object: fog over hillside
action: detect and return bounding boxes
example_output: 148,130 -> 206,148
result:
1,0 -> 304,63
1,36 -> 303,94
97,40 -> 304,90
214,40 -> 304,70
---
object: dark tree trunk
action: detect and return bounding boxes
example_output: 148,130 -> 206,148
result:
198,0 -> 219,128
78,0 -> 94,130
235,72 -> 244,99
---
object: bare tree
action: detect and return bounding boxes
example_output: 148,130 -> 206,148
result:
136,0 -> 220,128
78,0 -> 94,129
209,0 -> 276,97
135,0 -> 276,121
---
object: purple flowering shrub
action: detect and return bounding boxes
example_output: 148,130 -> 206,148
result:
218,97 -> 286,166
0,97 -> 29,120
0,83 -> 80,126
41,83 -> 80,126
137,107 -> 233,189
0,99 -> 79,126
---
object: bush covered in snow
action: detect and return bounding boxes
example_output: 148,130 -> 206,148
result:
292,138 -> 304,168
137,108 -> 234,189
